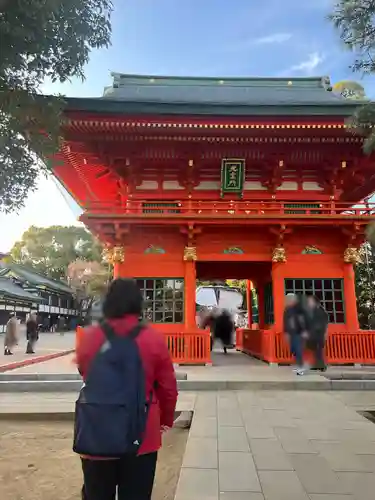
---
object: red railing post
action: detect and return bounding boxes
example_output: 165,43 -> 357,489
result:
236,328 -> 244,351
165,331 -> 211,365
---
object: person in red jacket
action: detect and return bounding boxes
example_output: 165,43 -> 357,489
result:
76,278 -> 178,500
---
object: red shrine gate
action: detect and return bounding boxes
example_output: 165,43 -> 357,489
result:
55,74 -> 375,365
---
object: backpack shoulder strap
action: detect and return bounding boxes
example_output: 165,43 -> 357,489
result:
128,322 -> 145,340
99,320 -> 116,342
99,320 -> 146,343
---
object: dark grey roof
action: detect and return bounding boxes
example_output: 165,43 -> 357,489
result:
101,74 -> 364,107
0,263 -> 73,294
0,278 -> 43,302
64,73 -> 366,117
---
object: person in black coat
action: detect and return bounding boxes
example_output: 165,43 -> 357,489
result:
26,312 -> 39,354
283,294 -> 308,374
213,309 -> 234,354
201,308 -> 234,354
305,295 -> 329,371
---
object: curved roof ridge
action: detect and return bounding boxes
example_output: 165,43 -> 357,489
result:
110,72 -> 330,86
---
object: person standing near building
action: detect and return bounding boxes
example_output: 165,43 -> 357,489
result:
4,312 -> 18,356
283,294 -> 308,375
305,295 -> 329,372
26,312 -> 39,354
75,278 -> 178,500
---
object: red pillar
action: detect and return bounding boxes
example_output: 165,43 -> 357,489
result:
343,263 -> 359,331
272,262 -> 285,332
184,260 -> 197,330
113,262 -> 121,279
246,280 -> 253,328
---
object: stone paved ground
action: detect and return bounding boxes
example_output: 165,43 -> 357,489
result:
0,332 -> 74,368
0,391 -> 197,414
174,391 -> 375,500
10,348 -> 375,383
4,349 -> 325,382
2,390 -> 375,499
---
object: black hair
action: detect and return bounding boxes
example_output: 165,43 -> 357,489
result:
102,278 -> 143,319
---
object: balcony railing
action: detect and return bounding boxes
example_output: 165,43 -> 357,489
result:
75,327 -> 211,365
237,329 -> 375,365
83,200 -> 375,219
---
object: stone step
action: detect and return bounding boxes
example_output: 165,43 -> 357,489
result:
0,410 -> 189,423
0,373 -> 82,381
176,379 -> 375,391
1,378 -> 375,392
0,371 -> 187,382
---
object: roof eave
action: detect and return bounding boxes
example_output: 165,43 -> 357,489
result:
63,97 -> 364,117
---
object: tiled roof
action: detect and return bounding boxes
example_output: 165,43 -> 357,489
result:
0,263 -> 73,294
0,278 -> 43,302
64,74 -> 365,117
102,74 -> 360,107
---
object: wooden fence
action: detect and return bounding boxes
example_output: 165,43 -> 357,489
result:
237,328 -> 375,365
75,327 -> 211,365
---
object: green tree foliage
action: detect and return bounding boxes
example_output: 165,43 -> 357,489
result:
9,225 -> 103,279
67,259 -> 109,315
330,1 -> 375,152
226,279 -> 247,291
0,0 -> 112,212
355,243 -> 375,329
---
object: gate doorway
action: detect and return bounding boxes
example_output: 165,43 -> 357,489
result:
194,260 -> 273,365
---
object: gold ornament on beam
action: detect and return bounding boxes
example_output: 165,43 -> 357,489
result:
272,246 -> 287,263
103,245 -> 125,264
183,246 -> 197,261
343,246 -> 361,265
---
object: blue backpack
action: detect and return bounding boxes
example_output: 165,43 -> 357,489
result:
73,321 -> 151,457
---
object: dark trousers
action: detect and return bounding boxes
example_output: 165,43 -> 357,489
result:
26,339 -> 36,353
81,453 -> 157,500
311,337 -> 326,369
290,334 -> 303,367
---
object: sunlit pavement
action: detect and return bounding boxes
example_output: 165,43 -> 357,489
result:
0,332 -> 75,369
1,389 -> 375,499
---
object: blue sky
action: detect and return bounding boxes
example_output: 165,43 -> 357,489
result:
1,0 -> 373,251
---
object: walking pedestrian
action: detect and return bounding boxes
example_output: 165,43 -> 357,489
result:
213,309 -> 235,354
75,278 -> 178,500
305,295 -> 329,372
26,312 -> 39,354
283,294 -> 308,375
4,312 -> 18,356
199,307 -> 218,351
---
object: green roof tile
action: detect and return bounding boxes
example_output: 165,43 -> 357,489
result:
0,263 -> 73,294
0,278 -> 43,302
63,73 -> 367,117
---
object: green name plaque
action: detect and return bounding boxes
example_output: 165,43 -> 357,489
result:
221,159 -> 245,196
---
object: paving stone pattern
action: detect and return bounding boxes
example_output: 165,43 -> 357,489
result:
174,391 -> 375,500
0,332 -> 75,369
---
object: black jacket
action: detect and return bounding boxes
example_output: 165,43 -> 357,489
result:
283,304 -> 306,336
26,319 -> 38,340
307,306 -> 328,341
213,311 -> 234,346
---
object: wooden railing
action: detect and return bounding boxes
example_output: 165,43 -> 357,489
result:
237,328 -> 375,365
76,326 -> 375,365
83,200 -> 375,219
75,327 -> 211,365
166,331 -> 211,364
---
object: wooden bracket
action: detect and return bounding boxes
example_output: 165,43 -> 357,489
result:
180,223 -> 202,246
341,223 -> 364,247
269,224 -> 292,247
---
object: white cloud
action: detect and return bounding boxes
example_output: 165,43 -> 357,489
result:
254,33 -> 292,45
222,32 -> 292,53
290,52 -> 325,74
